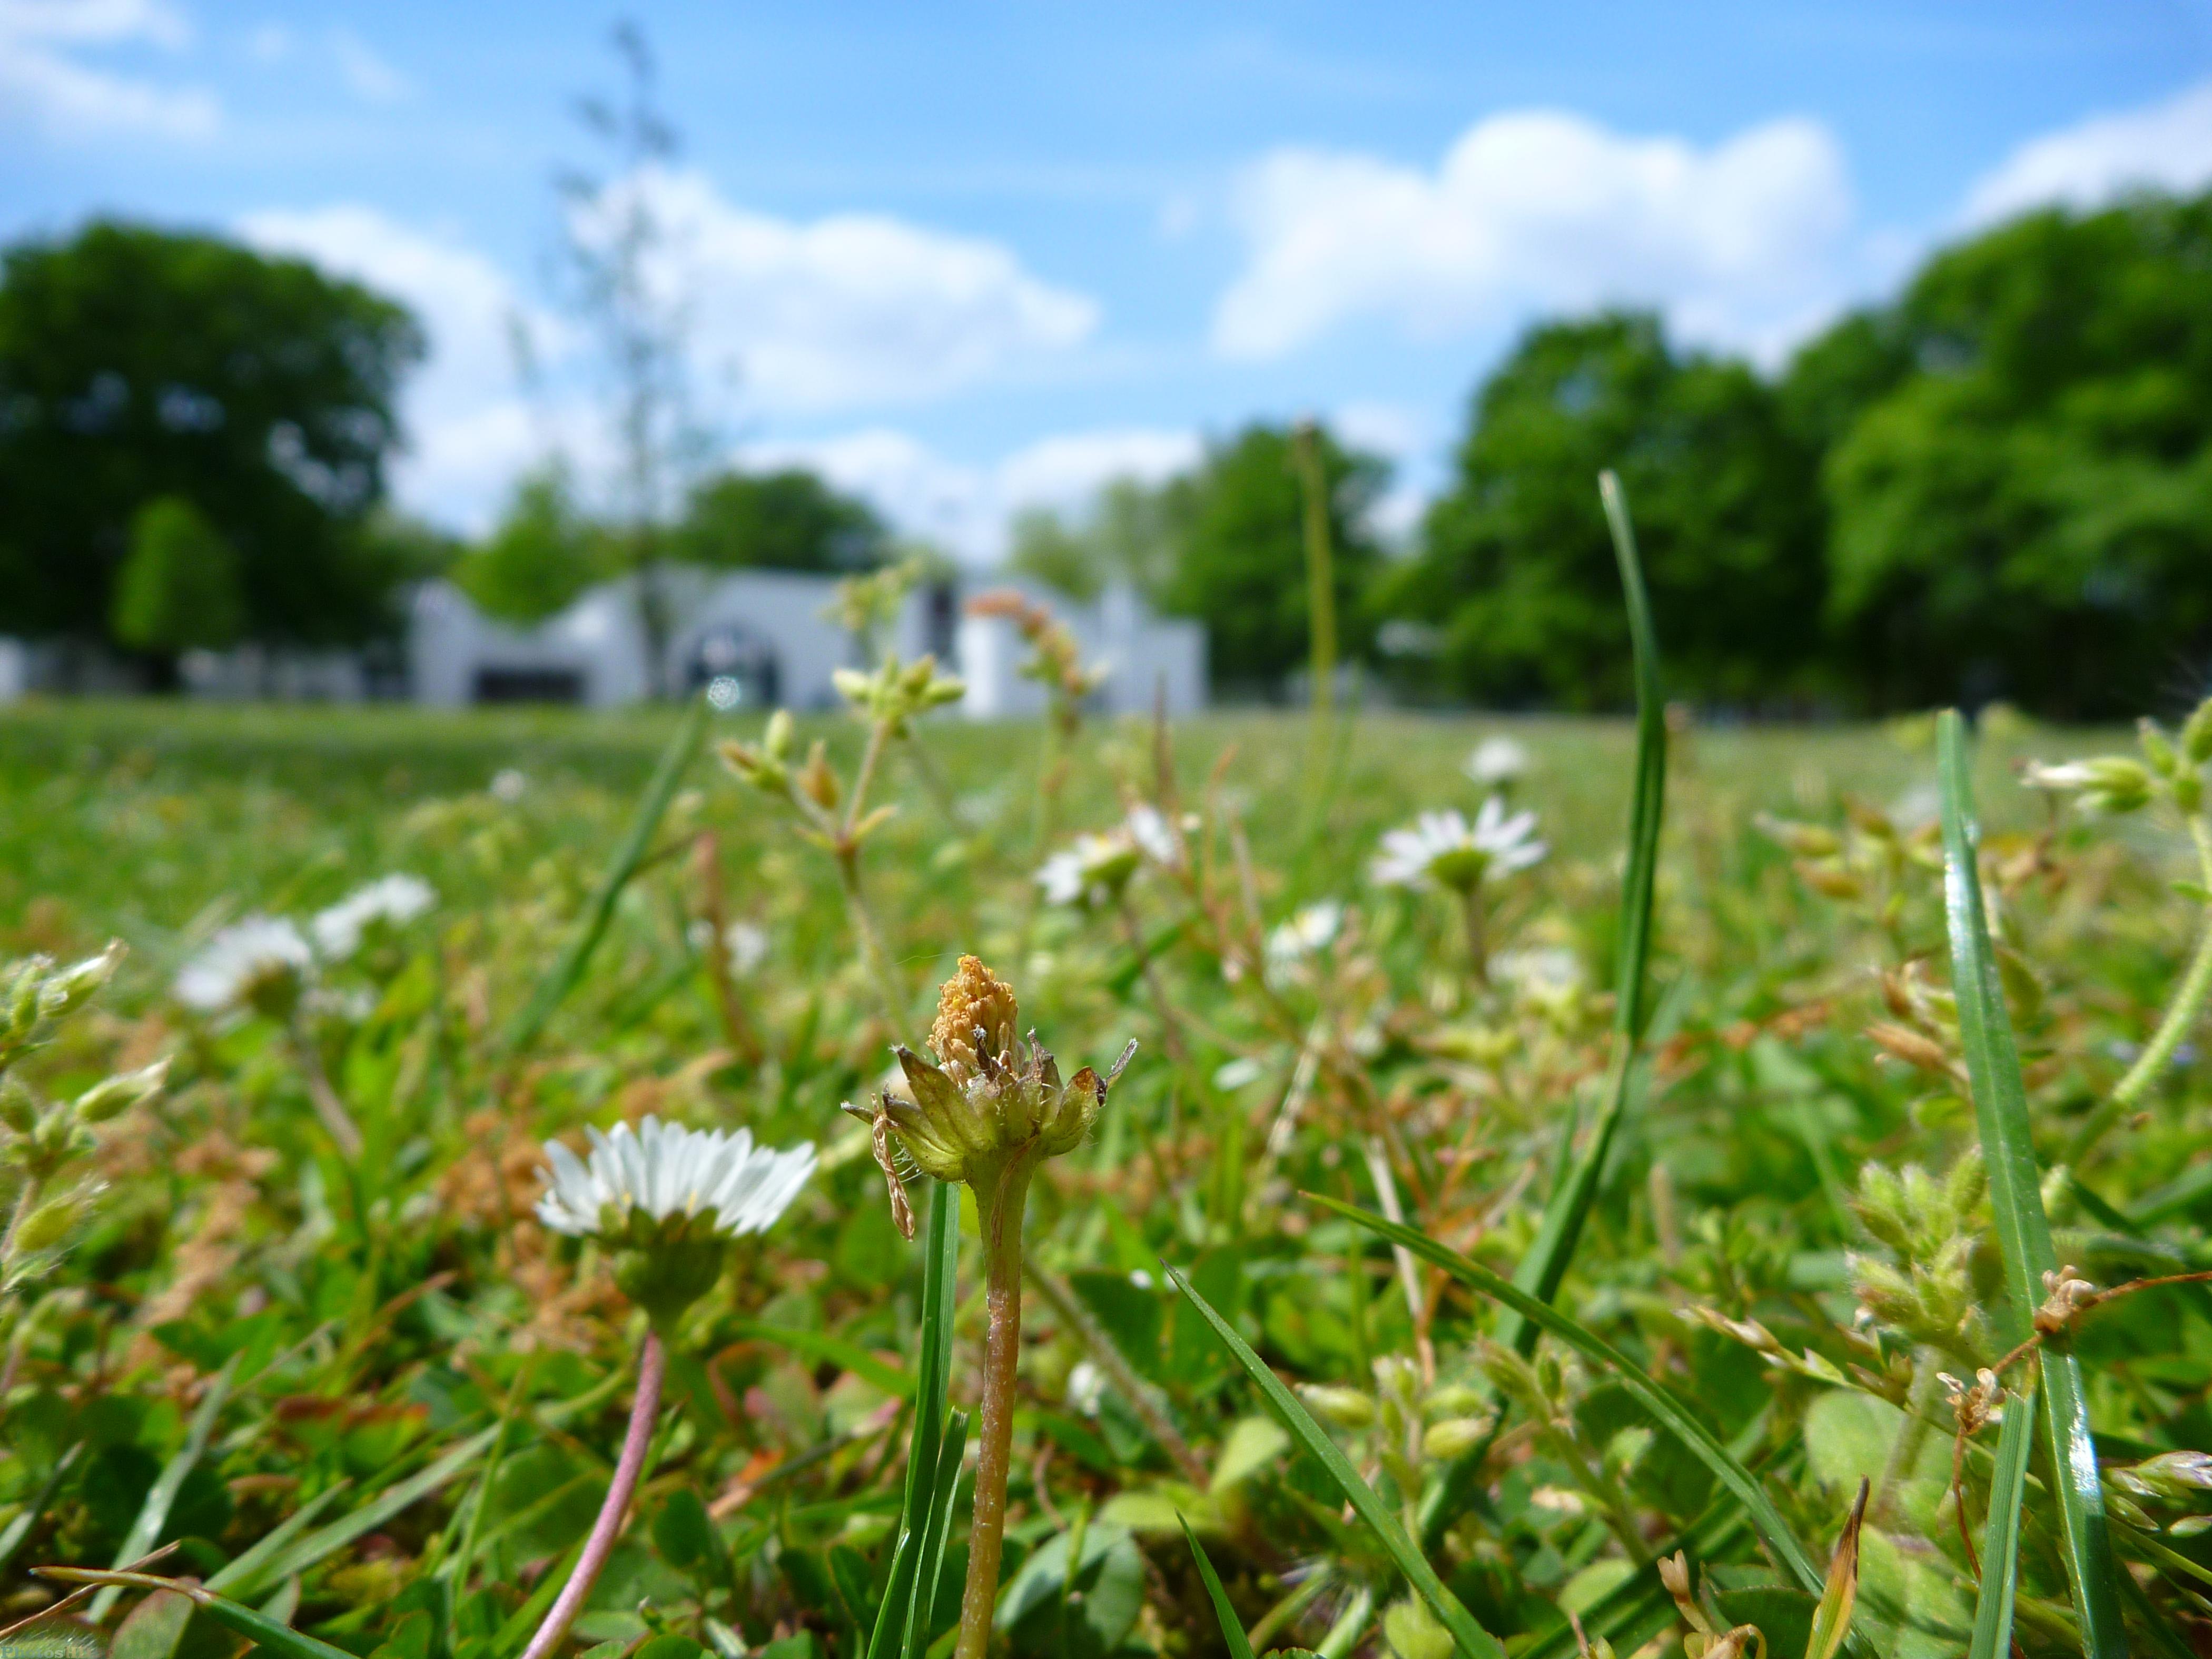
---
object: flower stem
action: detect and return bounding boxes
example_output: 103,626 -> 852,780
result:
287,1018 -> 363,1158
2111,819 -> 2212,1112
954,1152 -> 1039,1659
1459,884 -> 1488,986
520,1329 -> 666,1659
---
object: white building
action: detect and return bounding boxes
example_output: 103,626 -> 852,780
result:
405,569 -> 1204,719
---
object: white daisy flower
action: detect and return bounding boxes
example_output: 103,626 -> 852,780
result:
490,767 -> 529,803
1371,798 -> 1547,893
1492,946 -> 1583,994
174,916 -> 314,1016
537,1116 -> 817,1245
1266,900 -> 1344,971
310,874 -> 437,961
1466,735 -> 1531,788
1035,831 -> 1142,908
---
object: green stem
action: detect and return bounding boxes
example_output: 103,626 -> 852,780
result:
835,852 -> 905,1028
954,1151 -> 1040,1659
289,1016 -> 364,1158
844,719 -> 893,841
2109,817 -> 2212,1114
1459,884 -> 1488,987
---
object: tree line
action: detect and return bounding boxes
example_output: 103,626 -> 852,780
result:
6,191 -> 2211,716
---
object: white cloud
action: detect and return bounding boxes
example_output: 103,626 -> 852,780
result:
329,27 -> 409,103
237,205 -> 576,532
1213,110 -> 1858,364
0,0 -> 216,139
583,166 -> 1100,410
1964,77 -> 2212,225
743,425 -> 1199,564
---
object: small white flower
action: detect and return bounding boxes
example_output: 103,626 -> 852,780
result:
537,1117 -> 816,1244
724,922 -> 769,975
1066,1359 -> 1105,1417
490,768 -> 529,803
174,916 -> 313,1015
1465,735 -> 1531,788
1491,946 -> 1583,994
1035,831 -> 1142,908
1124,804 -> 1181,866
310,874 -> 436,961
1266,900 -> 1344,972
1370,798 -> 1546,893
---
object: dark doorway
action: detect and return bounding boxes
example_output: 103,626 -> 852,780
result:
475,666 -> 586,704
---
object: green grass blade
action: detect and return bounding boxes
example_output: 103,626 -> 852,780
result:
1494,470 -> 1665,1345
1308,1195 -> 1826,1599
1423,470 -> 1666,1549
866,1180 -> 959,1659
735,1321 -> 913,1399
202,1480 -> 352,1596
1967,1378 -> 2037,1659
1178,1515 -> 1255,1659
1937,709 -> 2128,1658
500,694 -> 708,1058
210,1426 -> 498,1604
903,1408 -> 970,1659
37,1571 -> 358,1659
0,1443 -> 80,1573
93,1356 -> 238,1621
1164,1262 -> 1505,1659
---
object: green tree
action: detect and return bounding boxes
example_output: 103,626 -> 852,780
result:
675,467 -> 885,572
1790,192 -> 2212,716
1160,423 -> 1385,694
1391,312 -> 1823,711
0,220 -> 423,650
453,466 -> 608,623
111,497 -> 246,668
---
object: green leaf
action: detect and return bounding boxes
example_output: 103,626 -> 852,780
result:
0,1441 -> 80,1572
1306,1196 -> 1826,1601
38,1571 -> 358,1659
91,1356 -> 238,1621
1966,1379 -> 2036,1659
112,1585 -> 196,1659
1937,709 -> 2127,1658
1163,1262 -> 1504,1659
1178,1515 -> 1254,1659
732,1321 -> 913,1399
199,1478 -> 351,1599
866,1180 -> 959,1659
210,1428 -> 498,1604
500,693 -> 708,1057
903,1409 -> 969,1659
1425,470 -> 1666,1549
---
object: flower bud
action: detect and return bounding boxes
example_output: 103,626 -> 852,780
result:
2022,757 -> 2151,814
0,1079 -> 37,1134
11,1190 -> 85,1254
764,708 -> 795,762
2178,770 -> 2204,814
797,742 -> 841,813
2185,697 -> 2212,766
1423,1382 -> 1487,1419
2140,719 -> 2179,776
37,942 -> 124,1021
1422,1417 -> 1489,1460
1299,1385 -> 1375,1428
75,1060 -> 167,1124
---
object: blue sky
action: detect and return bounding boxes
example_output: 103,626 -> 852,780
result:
6,1 -> 2212,558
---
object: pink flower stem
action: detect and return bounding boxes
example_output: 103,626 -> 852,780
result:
519,1329 -> 666,1659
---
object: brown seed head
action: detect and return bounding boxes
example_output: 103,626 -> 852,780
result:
931,955 -> 1019,1080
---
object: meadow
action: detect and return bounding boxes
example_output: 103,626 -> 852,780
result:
0,649 -> 2206,1659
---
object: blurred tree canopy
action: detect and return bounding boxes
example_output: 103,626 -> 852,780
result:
675,467 -> 887,572
1390,313 -> 1824,710
1788,192 -> 2212,716
111,497 -> 246,666
453,465 -> 609,623
1367,191 -> 2212,716
0,221 -> 424,653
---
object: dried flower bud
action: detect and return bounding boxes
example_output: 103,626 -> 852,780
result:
797,741 -> 841,813
843,955 -> 1135,1193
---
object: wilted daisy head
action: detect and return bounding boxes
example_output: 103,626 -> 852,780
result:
175,916 -> 314,1019
845,955 -> 1134,1218
538,1117 -> 817,1324
311,874 -> 436,962
1371,798 -> 1546,894
1266,900 -> 1345,977
1466,735 -> 1531,789
1036,832 -> 1142,908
